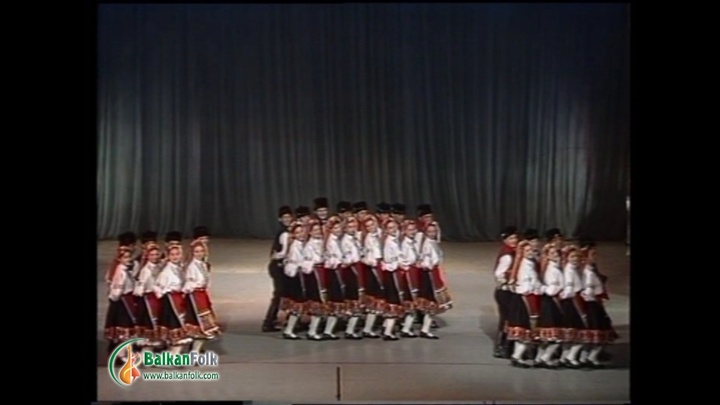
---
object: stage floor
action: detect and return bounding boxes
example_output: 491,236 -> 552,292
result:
96,239 -> 630,403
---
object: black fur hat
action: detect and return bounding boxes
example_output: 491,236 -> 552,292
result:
500,226 -> 518,240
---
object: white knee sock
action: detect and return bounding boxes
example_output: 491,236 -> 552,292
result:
363,314 -> 377,333
384,318 -> 396,335
284,314 -> 299,335
580,346 -> 590,363
588,345 -> 604,363
323,316 -> 338,335
535,345 -> 546,362
309,316 -> 321,336
511,342 -> 527,360
401,314 -> 415,333
345,317 -> 359,334
191,340 -> 204,353
567,344 -> 583,362
421,314 -> 433,334
561,344 -> 572,361
541,343 -> 560,362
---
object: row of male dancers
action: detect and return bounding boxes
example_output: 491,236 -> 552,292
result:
493,227 -> 617,368
263,199 -> 453,340
103,227 -> 222,364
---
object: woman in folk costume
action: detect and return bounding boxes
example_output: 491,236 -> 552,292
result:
106,232 -> 138,286
133,242 -> 164,349
154,244 -> 192,355
492,226 -> 519,358
557,246 -> 588,368
582,238 -> 619,360
505,241 -> 543,368
161,231 -> 183,261
578,241 -> 617,367
339,216 -> 365,339
183,239 -> 222,353
320,216 -> 346,339
104,246 -> 138,363
416,222 -> 453,339
398,220 -> 422,337
415,205 -> 442,328
532,244 -> 566,368
359,215 -> 384,338
280,222 -> 308,340
377,219 -> 408,340
134,231 -> 157,278
193,226 -> 211,262
300,220 -> 328,340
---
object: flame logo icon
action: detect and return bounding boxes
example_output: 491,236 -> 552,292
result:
108,338 -> 144,387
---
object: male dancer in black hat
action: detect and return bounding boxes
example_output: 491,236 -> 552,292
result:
313,197 -> 330,226
493,226 -> 519,358
262,206 -> 295,332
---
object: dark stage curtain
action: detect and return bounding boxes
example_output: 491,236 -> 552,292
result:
97,3 -> 630,242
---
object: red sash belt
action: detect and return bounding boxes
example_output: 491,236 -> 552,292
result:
143,293 -> 161,317
523,294 -> 541,316
430,266 -> 446,289
314,264 -> 327,289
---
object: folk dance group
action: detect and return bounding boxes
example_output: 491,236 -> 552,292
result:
493,227 -> 618,369
263,198 -> 454,341
103,226 -> 222,364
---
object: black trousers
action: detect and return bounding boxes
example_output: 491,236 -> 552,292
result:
263,260 -> 285,326
494,288 -> 513,334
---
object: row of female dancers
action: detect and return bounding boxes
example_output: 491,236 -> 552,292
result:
103,227 -> 222,364
494,227 -> 617,369
270,202 -> 453,341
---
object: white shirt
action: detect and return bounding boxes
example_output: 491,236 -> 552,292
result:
301,237 -> 324,274
561,262 -> 583,299
273,232 -> 290,260
183,258 -> 210,293
582,265 -> 605,301
494,254 -> 513,284
341,232 -> 363,265
363,232 -> 382,266
284,239 -> 305,277
515,258 -> 542,295
399,236 -> 419,269
108,264 -> 134,301
419,238 -> 443,269
324,234 -> 344,269
153,261 -> 184,298
543,260 -> 564,297
133,261 -> 161,296
414,231 -> 425,247
382,234 -> 401,272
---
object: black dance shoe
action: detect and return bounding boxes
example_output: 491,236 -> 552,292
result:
400,331 -> 417,338
493,346 -> 509,358
382,334 -> 399,341
510,358 -> 530,368
344,333 -> 363,340
362,331 -> 380,339
262,325 -> 282,332
282,333 -> 301,340
419,332 -> 439,339
307,334 -> 324,341
322,333 -> 340,340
